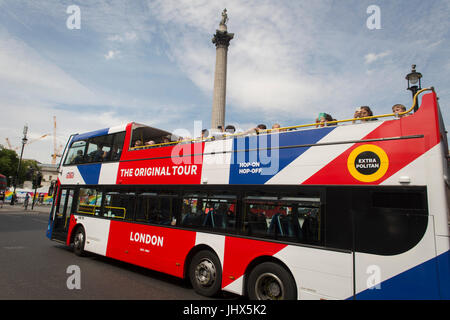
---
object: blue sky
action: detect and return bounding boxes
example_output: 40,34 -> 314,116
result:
0,0 -> 449,163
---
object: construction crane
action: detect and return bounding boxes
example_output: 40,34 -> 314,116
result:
51,116 -> 63,165
5,134 -> 49,151
5,138 -> 12,149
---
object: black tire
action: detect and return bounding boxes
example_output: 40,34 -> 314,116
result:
189,250 -> 222,297
247,262 -> 297,300
73,227 -> 86,257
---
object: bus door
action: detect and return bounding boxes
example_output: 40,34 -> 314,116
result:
52,188 -> 76,242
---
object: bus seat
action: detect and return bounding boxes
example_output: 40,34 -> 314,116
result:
182,213 -> 190,225
287,216 -> 303,241
268,213 -> 284,236
247,221 -> 267,235
203,211 -> 214,227
213,213 -> 227,229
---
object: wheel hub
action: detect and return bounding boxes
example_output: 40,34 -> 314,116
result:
195,259 -> 216,287
255,272 -> 284,300
74,232 -> 83,248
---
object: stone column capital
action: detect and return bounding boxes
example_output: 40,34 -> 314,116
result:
212,30 -> 234,48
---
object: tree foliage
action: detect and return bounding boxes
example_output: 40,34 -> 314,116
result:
0,145 -> 40,187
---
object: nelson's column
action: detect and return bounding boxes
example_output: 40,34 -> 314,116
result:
211,9 -> 234,130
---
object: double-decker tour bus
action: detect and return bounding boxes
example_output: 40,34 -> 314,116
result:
47,88 -> 449,300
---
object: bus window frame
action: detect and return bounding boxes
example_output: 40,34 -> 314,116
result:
63,131 -> 126,166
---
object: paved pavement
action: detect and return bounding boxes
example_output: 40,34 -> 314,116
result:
0,207 -> 214,301
0,202 -> 51,215
0,204 -> 242,302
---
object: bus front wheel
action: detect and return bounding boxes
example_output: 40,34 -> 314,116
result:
73,227 -> 86,257
247,262 -> 297,300
189,250 -> 222,297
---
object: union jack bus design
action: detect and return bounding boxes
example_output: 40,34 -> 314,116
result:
47,89 -> 449,300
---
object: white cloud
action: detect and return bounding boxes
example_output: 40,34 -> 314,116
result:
0,103 -> 130,164
1,0 -> 449,162
0,28 -> 131,163
0,29 -> 102,107
104,50 -> 120,60
149,0 -> 338,117
108,31 -> 138,42
364,51 -> 391,64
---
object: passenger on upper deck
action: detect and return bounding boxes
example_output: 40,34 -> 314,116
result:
73,150 -> 84,164
210,126 -> 226,140
106,145 -> 121,161
315,113 -> 337,127
392,104 -> 407,118
225,125 -> 236,134
256,124 -> 267,134
162,136 -> 171,144
353,106 -> 378,122
201,129 -> 209,140
271,123 -> 281,132
90,145 -> 107,162
243,124 -> 267,136
134,140 -> 143,148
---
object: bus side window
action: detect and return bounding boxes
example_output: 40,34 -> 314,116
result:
104,191 -> 135,220
243,201 -> 269,236
298,207 -> 320,244
181,195 -> 205,227
243,196 -> 321,245
86,135 -> 113,163
107,132 -> 125,161
156,197 -> 175,225
202,196 -> 236,231
77,188 -> 102,216
64,140 -> 87,165
180,194 -> 236,231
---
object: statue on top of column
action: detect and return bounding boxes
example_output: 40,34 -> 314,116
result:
220,8 -> 228,26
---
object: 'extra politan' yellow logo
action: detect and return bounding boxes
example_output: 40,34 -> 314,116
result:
347,144 -> 389,182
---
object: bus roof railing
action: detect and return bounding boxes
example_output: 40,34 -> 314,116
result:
130,87 -> 435,150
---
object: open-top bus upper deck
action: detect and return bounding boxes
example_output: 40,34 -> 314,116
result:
59,89 -> 447,189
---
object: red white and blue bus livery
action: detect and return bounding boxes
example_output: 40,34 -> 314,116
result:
47,88 -> 449,300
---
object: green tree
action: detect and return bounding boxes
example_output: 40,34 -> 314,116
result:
0,146 -> 19,186
0,146 -> 40,187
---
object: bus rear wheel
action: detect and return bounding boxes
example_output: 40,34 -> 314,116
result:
247,262 -> 297,300
189,250 -> 222,297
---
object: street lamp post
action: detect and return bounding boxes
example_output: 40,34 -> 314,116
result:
405,64 -> 422,112
31,171 -> 42,211
11,125 -> 28,205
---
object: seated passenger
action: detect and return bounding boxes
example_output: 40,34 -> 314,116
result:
353,106 -> 377,122
210,126 -> 227,140
90,145 -> 106,162
243,124 -> 267,135
256,124 -> 267,134
106,145 -> 120,161
180,136 -> 192,144
392,104 -> 407,118
271,123 -> 281,132
73,150 -> 84,164
145,140 -> 156,146
201,129 -> 209,140
315,113 -> 336,127
225,125 -> 236,134
134,140 -> 143,148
